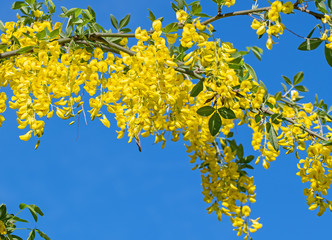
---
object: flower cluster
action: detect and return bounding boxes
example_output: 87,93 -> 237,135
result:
0,2 -> 332,239
251,1 -> 293,50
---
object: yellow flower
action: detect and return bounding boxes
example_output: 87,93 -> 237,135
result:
34,10 -> 43,18
256,25 -> 266,35
100,114 -> 111,128
303,103 -> 313,113
266,36 -> 274,50
251,19 -> 261,30
119,37 -> 128,46
0,220 -> 6,235
242,205 -> 251,216
195,20 -> 205,31
291,90 -> 299,101
166,33 -> 177,44
322,14 -> 331,24
19,130 -> 33,141
282,2 -> 294,14
176,10 -> 187,23
321,30 -> 328,40
94,47 -> 104,59
152,20 -> 162,31
224,0 -> 236,7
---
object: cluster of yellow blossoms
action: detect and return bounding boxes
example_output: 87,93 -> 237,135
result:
320,14 -> 332,49
0,2 -> 331,239
251,1 -> 293,49
297,142 -> 332,215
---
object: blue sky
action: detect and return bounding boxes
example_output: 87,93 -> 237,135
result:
0,0 -> 332,239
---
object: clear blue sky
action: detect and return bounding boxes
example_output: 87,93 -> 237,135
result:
0,0 -> 332,239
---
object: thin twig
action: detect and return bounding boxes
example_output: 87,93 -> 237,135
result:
294,5 -> 324,20
201,7 -> 271,25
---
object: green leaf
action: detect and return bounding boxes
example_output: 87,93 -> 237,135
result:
36,229 -> 51,240
65,8 -> 82,18
325,45 -> 332,67
227,139 -> 237,152
226,131 -> 233,138
295,85 -> 309,92
10,215 -> 29,223
237,144 -> 244,159
175,0 -> 185,9
0,204 -> 6,219
281,82 -> 287,92
329,0 -> 332,11
298,38 -> 322,51
48,28 -> 60,39
266,122 -> 279,151
25,0 -> 36,6
293,71 -> 304,85
31,205 -> 44,216
27,229 -> 35,240
315,0 -> 328,13
0,21 -> 6,33
254,114 -> 261,123
12,1 -> 27,9
148,9 -> 156,21
8,235 -> 23,240
306,26 -> 317,38
247,46 -> 263,61
19,204 -> 44,222
87,6 -> 96,22
193,13 -> 211,17
163,22 -> 178,33
322,140 -> 332,146
243,155 -> 255,163
82,10 -> 93,21
171,2 -> 179,12
208,112 -> 222,136
197,106 -> 215,116
274,91 -> 282,101
36,28 -> 49,40
282,75 -> 292,85
20,204 -> 37,222
61,6 -> 67,14
191,2 -> 202,14
190,80 -> 203,97
243,164 -> 254,170
110,14 -> 119,30
244,63 -> 257,82
45,0 -> 55,14
17,46 -> 34,54
218,107 -> 236,119
119,14 -> 130,29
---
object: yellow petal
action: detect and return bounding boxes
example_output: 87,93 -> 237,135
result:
19,130 -> 33,141
100,114 -> 110,128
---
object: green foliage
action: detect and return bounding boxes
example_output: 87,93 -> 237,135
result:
209,112 -> 222,136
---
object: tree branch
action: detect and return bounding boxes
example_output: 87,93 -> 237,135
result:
201,7 -> 271,25
293,5 -> 324,19
90,34 -> 136,56
260,106 -> 328,141
201,4 -> 324,26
